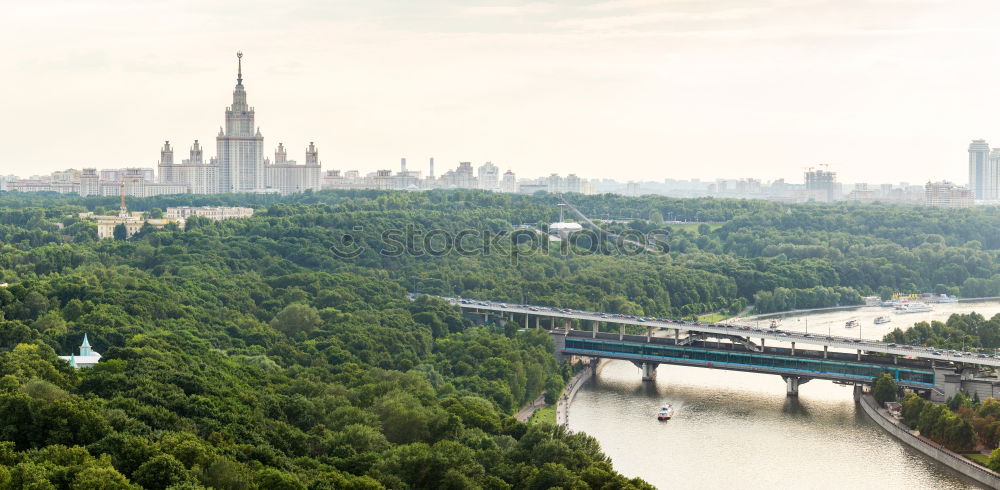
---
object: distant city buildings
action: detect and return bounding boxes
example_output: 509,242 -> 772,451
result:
3,53 -> 991,206
925,181 -> 973,208
165,206 -> 254,220
158,52 -> 320,195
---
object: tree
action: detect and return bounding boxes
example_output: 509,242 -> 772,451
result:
900,392 -> 925,428
70,465 -> 136,490
113,224 -> 128,241
990,447 -> 1000,472
872,373 -> 899,405
504,320 -> 519,338
133,454 -> 191,490
269,303 -> 321,337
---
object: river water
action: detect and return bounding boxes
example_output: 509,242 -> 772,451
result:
566,301 -> 1000,489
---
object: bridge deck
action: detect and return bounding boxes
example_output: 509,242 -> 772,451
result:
560,335 -> 936,388
444,297 -> 1000,368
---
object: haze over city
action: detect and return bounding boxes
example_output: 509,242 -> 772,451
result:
5,0 -> 1000,183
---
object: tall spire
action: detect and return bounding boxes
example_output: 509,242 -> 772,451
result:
79,333 -> 93,357
237,51 -> 243,86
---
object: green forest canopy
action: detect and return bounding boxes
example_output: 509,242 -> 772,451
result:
2,189 -> 1000,487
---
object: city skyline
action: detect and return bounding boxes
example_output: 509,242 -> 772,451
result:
6,1 -> 1000,185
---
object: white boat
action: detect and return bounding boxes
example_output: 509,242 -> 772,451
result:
937,294 -> 958,303
894,303 -> 933,314
769,320 -> 779,329
845,320 -> 859,328
874,316 -> 891,325
657,404 -> 674,421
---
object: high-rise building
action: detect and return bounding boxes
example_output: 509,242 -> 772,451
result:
217,52 -> 264,193
477,162 -> 499,191
264,142 -> 321,194
501,170 -> 518,193
925,181 -> 973,207
986,148 -> 1000,201
804,166 -> 838,202
969,139 -> 991,200
159,140 -> 218,194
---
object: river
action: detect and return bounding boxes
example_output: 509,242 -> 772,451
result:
566,301 -> 1000,489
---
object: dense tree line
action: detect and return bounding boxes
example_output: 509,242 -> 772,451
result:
899,392 -> 997,456
882,313 -> 1000,351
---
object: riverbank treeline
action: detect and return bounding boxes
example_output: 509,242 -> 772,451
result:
900,392 -> 1000,471
883,313 -> 1000,351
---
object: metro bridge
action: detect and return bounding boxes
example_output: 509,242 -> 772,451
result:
438,296 -> 998,396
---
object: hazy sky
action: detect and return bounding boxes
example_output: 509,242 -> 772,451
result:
3,0 -> 1000,184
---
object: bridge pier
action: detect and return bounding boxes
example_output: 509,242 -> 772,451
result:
857,349 -> 862,361
674,329 -> 679,342
641,362 -> 658,381
619,324 -> 624,341
824,345 -> 828,359
791,342 -> 795,356
646,326 -> 652,343
782,376 -> 809,396
564,318 -> 571,333
535,316 -> 540,329
592,320 -> 598,338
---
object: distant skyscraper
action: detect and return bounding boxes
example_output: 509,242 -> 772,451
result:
477,162 -> 499,191
968,139 -> 991,200
501,170 -> 518,193
217,52 -> 264,192
987,148 -> 1000,201
804,166 -> 837,202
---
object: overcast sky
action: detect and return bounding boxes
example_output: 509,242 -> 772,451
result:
3,0 -> 1000,184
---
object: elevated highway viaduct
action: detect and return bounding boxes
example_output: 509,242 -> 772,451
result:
438,296 -> 998,397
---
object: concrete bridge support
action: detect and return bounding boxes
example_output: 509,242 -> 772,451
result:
646,326 -> 652,343
824,345 -> 828,359
641,362 -> 659,381
782,376 -> 810,396
619,324 -> 624,340
535,316 -> 540,329
564,318 -> 572,333
592,320 -> 598,338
